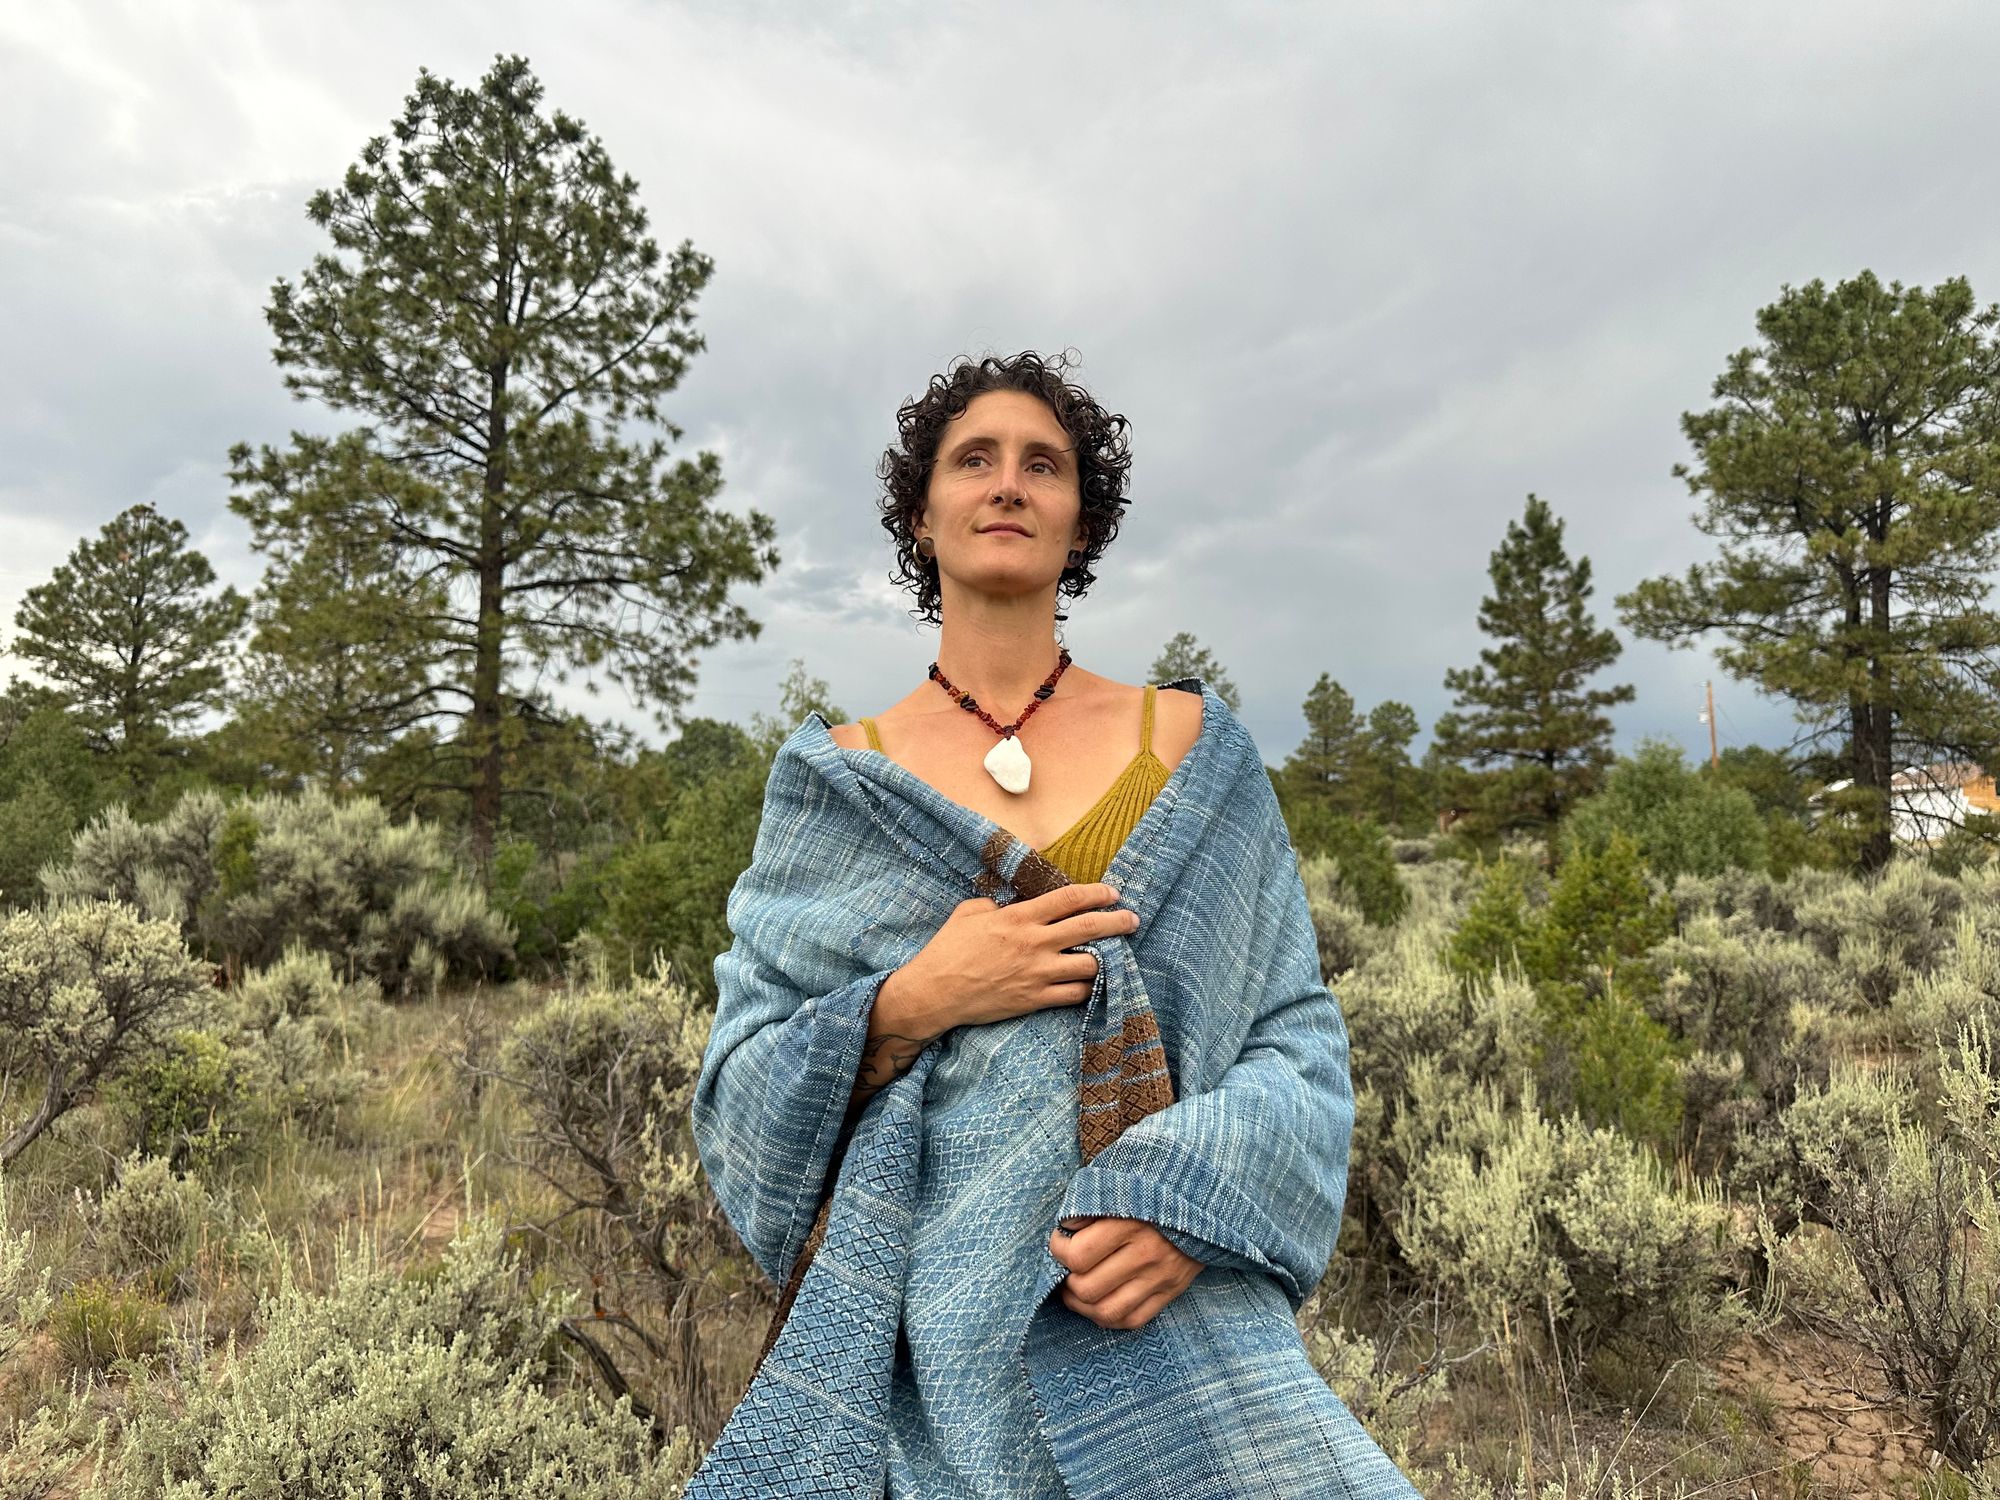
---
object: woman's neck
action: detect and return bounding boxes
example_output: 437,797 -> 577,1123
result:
930,605 -> 1067,719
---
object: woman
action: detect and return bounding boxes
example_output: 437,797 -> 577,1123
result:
689,352 -> 1417,1499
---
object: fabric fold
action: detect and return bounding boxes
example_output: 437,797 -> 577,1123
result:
686,678 -> 1418,1499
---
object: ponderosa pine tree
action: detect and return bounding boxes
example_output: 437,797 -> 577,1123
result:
1618,271 -> 2000,875
1430,494 -> 1633,845
1278,673 -> 1366,813
228,55 -> 778,868
1355,699 -> 1422,832
9,504 -> 246,777
234,521 -> 449,791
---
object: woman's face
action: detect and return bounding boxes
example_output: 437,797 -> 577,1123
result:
916,389 -> 1087,605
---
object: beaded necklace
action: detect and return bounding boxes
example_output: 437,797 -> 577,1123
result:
927,646 -> 1072,794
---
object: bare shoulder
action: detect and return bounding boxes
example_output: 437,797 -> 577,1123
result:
1152,680 -> 1205,774
826,721 -> 867,752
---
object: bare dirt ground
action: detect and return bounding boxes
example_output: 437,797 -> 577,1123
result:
1714,1327 -> 1938,1494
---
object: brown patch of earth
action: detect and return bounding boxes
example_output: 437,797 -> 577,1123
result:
1714,1327 -> 1940,1494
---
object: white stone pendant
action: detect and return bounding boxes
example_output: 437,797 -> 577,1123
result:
983,733 -> 1032,794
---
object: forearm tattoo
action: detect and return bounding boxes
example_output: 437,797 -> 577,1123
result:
847,1030 -> 932,1116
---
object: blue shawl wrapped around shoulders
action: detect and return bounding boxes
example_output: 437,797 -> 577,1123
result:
689,679 -> 1417,1499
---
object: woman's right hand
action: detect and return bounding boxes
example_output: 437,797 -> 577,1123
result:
887,883 -> 1140,1038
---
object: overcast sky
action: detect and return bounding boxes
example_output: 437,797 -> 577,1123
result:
6,1 -> 2000,769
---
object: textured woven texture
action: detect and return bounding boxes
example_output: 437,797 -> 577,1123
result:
689,678 -> 1419,1499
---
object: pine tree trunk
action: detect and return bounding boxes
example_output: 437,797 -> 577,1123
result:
469,372 -> 509,877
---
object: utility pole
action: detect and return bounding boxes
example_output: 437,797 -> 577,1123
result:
1699,680 -> 1719,769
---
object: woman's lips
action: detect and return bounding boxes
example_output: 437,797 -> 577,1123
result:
982,526 -> 1029,536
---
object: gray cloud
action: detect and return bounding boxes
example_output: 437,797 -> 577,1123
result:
6,0 -> 1999,765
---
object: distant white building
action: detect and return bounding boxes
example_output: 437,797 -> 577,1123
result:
1815,761 -> 2000,845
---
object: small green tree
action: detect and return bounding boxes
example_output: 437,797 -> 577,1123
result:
1283,800 -> 1408,928
1353,699 -> 1423,833
9,505 -> 245,781
1561,738 -> 1769,882
1431,494 -> 1633,849
0,707 -> 109,908
1445,834 -> 1683,1152
1278,672 -> 1366,812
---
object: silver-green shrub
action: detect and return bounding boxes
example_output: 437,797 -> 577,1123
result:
1727,1054 -> 1910,1224
106,950 -> 372,1166
1771,1014 -> 1999,1470
1897,912 -> 2000,1071
50,787 -> 511,996
88,1212 -> 696,1499
1648,916 -> 1837,1173
0,1172 -> 54,1367
498,965 -> 728,1433
1334,931 -> 1545,1226
44,794 -> 227,926
0,900 -> 210,1167
1668,864 -> 1798,936
1393,854 -> 1488,932
1398,1078 -> 1756,1363
1435,1450 -> 1697,1499
95,1150 -> 210,1299
1301,1314 -> 1447,1487
230,942 -> 343,1032
1789,856 -> 1966,1002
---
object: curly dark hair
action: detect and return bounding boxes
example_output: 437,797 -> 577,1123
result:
877,349 -> 1132,627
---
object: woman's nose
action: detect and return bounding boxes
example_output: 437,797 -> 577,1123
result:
988,463 -> 1029,503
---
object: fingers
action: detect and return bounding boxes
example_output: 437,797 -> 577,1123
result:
1060,1276 -> 1184,1330
1023,882 -> 1123,919
1058,1236 -> 1160,1301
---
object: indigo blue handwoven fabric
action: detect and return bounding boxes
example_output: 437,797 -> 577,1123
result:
689,678 -> 1420,1499
883,998 -> 1080,1496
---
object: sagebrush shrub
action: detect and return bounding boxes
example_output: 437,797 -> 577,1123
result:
51,787 -> 512,996
1669,865 -> 1797,936
1646,918 -> 1839,1173
1729,1054 -> 1910,1230
1897,912 -> 2000,1074
1334,933 -> 1544,1226
0,1172 -> 54,1365
1398,1078 -> 1753,1365
88,1212 -> 697,1499
1650,919 -> 1836,1080
501,966 -> 716,1274
231,943 -> 342,1032
1790,856 -> 1965,995
1772,1015 -> 2000,1469
0,900 -> 210,1168
96,1150 -> 209,1299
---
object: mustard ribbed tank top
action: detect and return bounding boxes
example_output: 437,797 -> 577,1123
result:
861,683 -> 1170,885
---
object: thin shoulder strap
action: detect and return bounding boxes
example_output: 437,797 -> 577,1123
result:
1141,684 -> 1156,755
861,716 -> 883,752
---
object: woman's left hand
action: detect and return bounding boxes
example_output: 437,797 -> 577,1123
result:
1047,1215 -> 1203,1330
